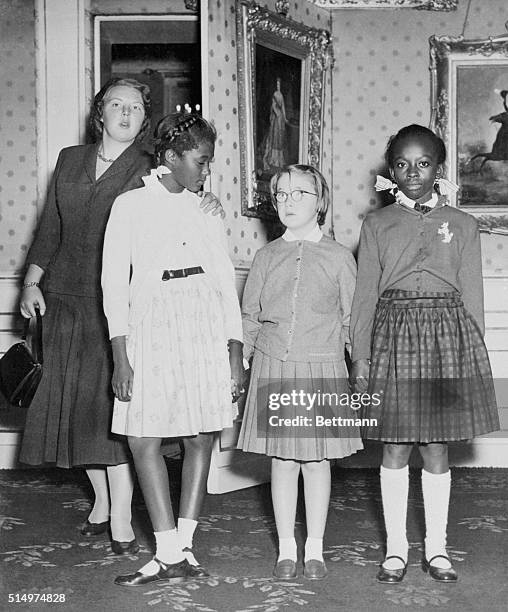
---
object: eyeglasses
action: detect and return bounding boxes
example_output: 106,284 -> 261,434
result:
274,189 -> 317,203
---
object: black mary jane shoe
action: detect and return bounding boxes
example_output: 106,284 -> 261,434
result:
114,558 -> 195,587
111,539 -> 140,555
183,547 -> 210,578
80,519 -> 109,537
376,555 -> 408,584
422,555 -> 458,583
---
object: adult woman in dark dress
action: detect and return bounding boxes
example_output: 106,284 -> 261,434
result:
19,77 -> 222,553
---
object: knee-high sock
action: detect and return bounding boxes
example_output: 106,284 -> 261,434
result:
85,468 -> 109,524
422,469 -> 451,569
107,463 -> 135,542
380,465 -> 409,569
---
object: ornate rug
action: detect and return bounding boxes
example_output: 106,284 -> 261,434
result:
1,464 -> 507,611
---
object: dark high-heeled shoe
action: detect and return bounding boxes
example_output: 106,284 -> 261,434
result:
111,539 -> 139,555
376,555 -> 408,583
422,555 -> 458,582
114,558 -> 195,587
80,520 -> 109,536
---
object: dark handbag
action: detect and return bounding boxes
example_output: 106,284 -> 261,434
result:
0,310 -> 43,408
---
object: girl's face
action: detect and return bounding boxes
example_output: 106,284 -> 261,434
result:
164,140 -> 214,193
101,85 -> 145,144
389,135 -> 441,203
275,171 -> 319,235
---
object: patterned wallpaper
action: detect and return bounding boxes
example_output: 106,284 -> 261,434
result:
0,1 -> 36,273
207,0 -> 333,265
330,0 -> 508,272
1,0 -> 506,274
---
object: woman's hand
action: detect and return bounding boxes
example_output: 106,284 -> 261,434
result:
198,191 -> 225,218
20,286 -> 46,318
350,359 -> 370,393
112,360 -> 134,402
228,340 -> 245,403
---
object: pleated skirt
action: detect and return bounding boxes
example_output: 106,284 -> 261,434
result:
363,289 -> 499,443
19,292 -> 129,468
111,275 -> 234,438
237,349 -> 364,461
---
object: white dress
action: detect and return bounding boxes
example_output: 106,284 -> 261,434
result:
101,171 -> 242,438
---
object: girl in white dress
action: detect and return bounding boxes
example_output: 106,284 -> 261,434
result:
101,112 -> 244,587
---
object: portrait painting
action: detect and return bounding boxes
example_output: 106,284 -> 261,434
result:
430,34 -> 508,228
255,45 -> 302,183
236,0 -> 332,218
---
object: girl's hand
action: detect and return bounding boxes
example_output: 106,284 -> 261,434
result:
112,360 -> 134,402
20,286 -> 46,318
228,340 -> 245,403
350,359 -> 370,393
198,191 -> 225,218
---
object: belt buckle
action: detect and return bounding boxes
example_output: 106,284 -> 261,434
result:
181,269 -> 188,278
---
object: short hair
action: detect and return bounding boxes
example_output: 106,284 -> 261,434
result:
153,112 -> 217,165
270,164 -> 330,226
385,124 -> 446,167
88,77 -> 152,143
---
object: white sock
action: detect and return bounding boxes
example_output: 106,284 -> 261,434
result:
278,537 -> 297,562
304,537 -> 323,563
154,529 -> 184,566
422,470 -> 452,569
380,465 -> 409,570
178,517 -> 199,565
178,517 -> 198,549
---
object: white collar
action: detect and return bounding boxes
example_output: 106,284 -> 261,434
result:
282,225 -> 323,243
396,191 -> 439,210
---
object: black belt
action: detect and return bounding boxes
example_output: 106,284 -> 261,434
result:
162,266 -> 204,280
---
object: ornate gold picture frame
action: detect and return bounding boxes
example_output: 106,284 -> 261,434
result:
236,0 -> 333,218
430,33 -> 508,231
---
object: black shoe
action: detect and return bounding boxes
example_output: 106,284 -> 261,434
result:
80,520 -> 109,536
422,555 -> 458,582
114,558 -> 195,587
111,539 -> 140,555
183,547 -> 209,577
376,555 -> 407,583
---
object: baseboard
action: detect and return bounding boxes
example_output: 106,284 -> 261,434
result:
1,430 -> 508,470
336,432 -> 508,469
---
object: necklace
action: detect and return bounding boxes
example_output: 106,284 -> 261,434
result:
97,147 -> 116,163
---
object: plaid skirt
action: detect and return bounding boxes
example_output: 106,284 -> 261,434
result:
363,289 -> 499,443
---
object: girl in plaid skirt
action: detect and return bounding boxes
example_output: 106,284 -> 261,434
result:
350,125 -> 499,584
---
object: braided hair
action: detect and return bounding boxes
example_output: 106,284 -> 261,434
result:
154,112 -> 217,165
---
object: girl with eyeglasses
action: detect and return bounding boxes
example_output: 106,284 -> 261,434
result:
238,164 -> 363,581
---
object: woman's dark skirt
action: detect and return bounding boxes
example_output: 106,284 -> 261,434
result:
19,292 -> 130,468
363,290 -> 499,443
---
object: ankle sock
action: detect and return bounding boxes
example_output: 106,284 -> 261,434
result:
138,529 -> 185,575
278,537 -> 297,562
380,465 -> 409,570
304,537 -> 323,563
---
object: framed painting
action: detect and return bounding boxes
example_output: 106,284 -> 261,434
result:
236,0 -> 333,218
430,33 -> 508,231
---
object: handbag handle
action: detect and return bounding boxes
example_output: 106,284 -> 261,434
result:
21,309 -> 43,365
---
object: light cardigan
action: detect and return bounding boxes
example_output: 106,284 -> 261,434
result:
242,229 -> 357,362
350,199 -> 485,361
101,171 -> 242,342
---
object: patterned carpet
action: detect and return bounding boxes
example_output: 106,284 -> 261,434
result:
1,463 -> 507,612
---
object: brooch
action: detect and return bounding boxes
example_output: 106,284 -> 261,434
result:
438,222 -> 453,244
